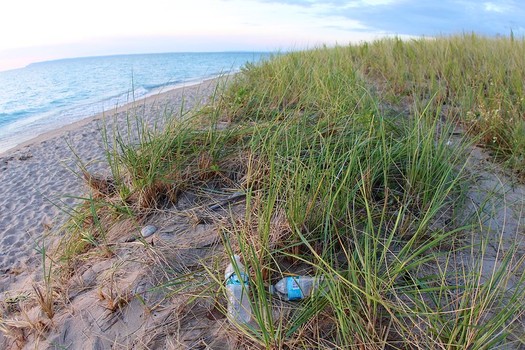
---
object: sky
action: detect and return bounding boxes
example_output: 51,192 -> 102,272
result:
0,0 -> 523,71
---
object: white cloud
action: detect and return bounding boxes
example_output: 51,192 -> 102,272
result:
341,0 -> 401,8
483,2 -> 511,13
361,0 -> 399,5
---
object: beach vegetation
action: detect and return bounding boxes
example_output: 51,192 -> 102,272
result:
4,33 -> 524,349
345,34 -> 525,180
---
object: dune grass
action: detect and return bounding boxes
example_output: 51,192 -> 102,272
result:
207,41 -> 525,348
46,34 -> 525,349
345,34 -> 525,179
225,34 -> 525,181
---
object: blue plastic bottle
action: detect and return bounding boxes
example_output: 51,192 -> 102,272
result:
271,276 -> 324,301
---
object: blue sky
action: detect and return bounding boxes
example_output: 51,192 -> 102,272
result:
275,0 -> 524,36
0,0 -> 523,71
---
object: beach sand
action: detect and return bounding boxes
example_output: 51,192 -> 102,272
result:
0,76 -> 244,349
0,80 -> 218,289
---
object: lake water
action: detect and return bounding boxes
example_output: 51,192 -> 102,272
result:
0,52 -> 271,153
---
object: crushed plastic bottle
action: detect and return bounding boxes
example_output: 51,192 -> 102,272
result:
224,255 -> 252,324
270,275 -> 326,301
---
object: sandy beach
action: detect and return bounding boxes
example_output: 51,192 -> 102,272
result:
0,80 -> 218,289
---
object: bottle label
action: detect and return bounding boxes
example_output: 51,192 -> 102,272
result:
287,277 -> 304,300
226,272 -> 249,285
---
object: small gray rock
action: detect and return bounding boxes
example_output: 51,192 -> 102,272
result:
141,225 -> 157,238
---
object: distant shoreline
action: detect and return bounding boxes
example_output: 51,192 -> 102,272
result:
27,51 -> 271,67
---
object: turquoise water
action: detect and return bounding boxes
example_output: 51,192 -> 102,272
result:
0,52 -> 270,153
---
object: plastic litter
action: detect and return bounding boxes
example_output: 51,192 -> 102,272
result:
270,275 -> 326,301
224,255 -> 252,324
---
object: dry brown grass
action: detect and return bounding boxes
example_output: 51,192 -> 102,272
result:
82,170 -> 116,198
31,284 -> 54,320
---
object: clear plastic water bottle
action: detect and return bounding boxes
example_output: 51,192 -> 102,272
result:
270,275 -> 326,301
224,255 -> 252,324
